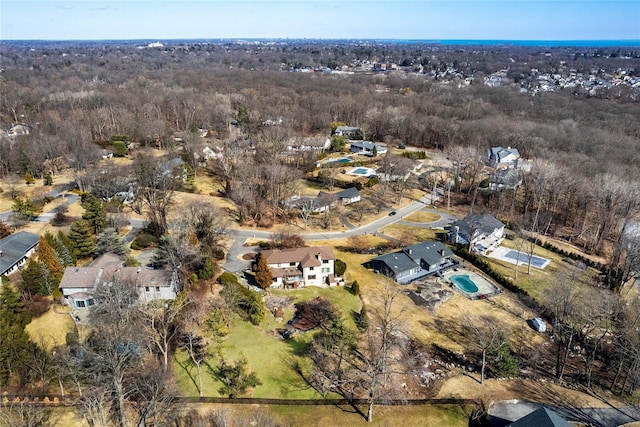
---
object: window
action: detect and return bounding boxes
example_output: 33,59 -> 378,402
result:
309,266 -> 314,271
75,300 -> 86,308
145,286 -> 150,292
323,259 -> 329,264
321,267 -> 330,273
155,286 -> 160,292
289,262 -> 296,266
307,275 -> 316,280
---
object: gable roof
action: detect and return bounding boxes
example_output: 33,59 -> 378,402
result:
335,187 -> 360,199
404,241 -> 453,267
372,251 -> 418,276
372,241 -> 453,274
59,266 -> 174,290
262,246 -> 335,266
507,407 -> 572,427
0,231 -> 40,275
452,214 -> 504,240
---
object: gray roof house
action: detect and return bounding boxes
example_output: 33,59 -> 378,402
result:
349,141 -> 388,157
368,241 -> 456,284
506,407 -> 572,427
448,214 -> 505,255
334,126 -> 362,139
487,146 -> 520,169
60,260 -> 179,309
0,231 -> 40,277
285,187 -> 361,213
488,167 -> 523,191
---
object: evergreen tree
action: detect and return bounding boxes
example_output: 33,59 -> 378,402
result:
197,257 -> 216,280
0,281 -> 33,386
94,228 -> 131,257
68,220 -> 95,259
11,197 -> 39,220
43,172 -> 53,186
81,193 -> 106,233
19,260 -> 51,297
56,231 -> 78,265
24,171 -> 35,185
36,235 -> 63,283
253,252 -> 273,290
217,355 -> 262,398
44,232 -> 74,267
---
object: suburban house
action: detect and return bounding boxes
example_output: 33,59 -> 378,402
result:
59,253 -> 179,309
448,213 -> 505,254
487,146 -> 520,169
368,241 -> 456,284
0,231 -> 40,277
505,407 -> 572,427
334,126 -> 362,139
260,246 -> 342,288
286,136 -> 330,152
349,141 -> 388,157
285,187 -> 361,213
488,167 -> 523,191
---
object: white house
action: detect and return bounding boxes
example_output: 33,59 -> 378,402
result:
349,141 -> 387,157
59,254 -> 179,309
448,214 -> 505,255
0,231 -> 40,277
334,126 -> 362,139
286,136 -> 330,152
260,246 -> 342,288
285,187 -> 361,214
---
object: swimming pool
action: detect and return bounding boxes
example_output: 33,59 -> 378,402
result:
331,157 -> 351,163
503,250 -> 550,269
350,167 -> 370,175
450,274 -> 479,293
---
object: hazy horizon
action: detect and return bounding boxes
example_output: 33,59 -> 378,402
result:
1,1 -> 639,42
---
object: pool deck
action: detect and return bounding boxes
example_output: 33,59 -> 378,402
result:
443,268 -> 502,299
488,246 -> 551,269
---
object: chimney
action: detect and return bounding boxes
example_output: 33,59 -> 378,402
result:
439,249 -> 445,256
454,226 -> 459,243
316,253 -> 322,262
408,249 -> 412,255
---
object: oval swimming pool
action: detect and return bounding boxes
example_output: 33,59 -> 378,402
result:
450,274 -> 479,293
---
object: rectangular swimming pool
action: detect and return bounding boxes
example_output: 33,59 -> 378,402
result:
504,250 -> 549,268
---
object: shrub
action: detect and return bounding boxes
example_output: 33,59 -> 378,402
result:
217,272 -> 239,285
23,296 -> 51,318
130,233 -> 157,250
188,273 -> 198,284
334,258 -> 347,276
198,258 -> 217,280
350,280 -> 360,296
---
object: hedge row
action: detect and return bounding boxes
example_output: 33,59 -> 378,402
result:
528,237 -> 607,272
452,245 -> 528,297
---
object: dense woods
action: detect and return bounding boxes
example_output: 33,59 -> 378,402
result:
1,39 -> 639,425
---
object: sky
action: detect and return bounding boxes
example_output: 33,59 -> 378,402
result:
1,1 -> 639,41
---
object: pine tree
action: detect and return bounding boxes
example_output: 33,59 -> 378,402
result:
68,220 -> 95,259
43,172 -> 53,186
44,232 -> 73,267
24,171 -> 35,185
94,228 -> 131,257
253,252 -> 273,290
81,193 -> 106,233
57,231 -> 77,265
19,260 -> 51,297
37,235 -> 63,283
0,281 -> 33,386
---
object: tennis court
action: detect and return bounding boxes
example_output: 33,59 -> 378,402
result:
489,246 -> 550,269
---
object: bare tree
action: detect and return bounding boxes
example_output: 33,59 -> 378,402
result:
463,315 -> 511,385
137,295 -> 188,369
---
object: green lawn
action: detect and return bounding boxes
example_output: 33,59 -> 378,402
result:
174,286 -> 361,399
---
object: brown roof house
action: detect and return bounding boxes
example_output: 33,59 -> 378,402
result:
59,253 -> 179,310
260,246 -> 343,288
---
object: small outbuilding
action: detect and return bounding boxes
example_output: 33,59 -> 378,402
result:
529,317 -> 547,333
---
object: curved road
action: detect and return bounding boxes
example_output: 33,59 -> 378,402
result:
222,195 -> 458,273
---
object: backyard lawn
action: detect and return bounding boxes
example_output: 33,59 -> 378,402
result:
25,303 -> 76,350
174,286 -> 361,399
